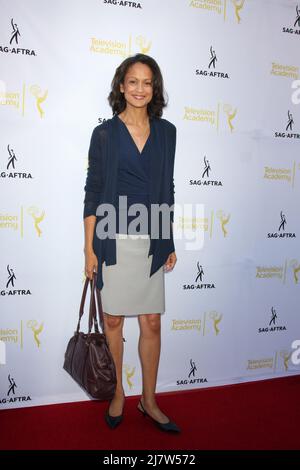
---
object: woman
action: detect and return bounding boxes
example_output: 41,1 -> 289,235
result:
83,53 -> 179,433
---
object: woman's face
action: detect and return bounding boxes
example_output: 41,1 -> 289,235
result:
120,62 -> 153,110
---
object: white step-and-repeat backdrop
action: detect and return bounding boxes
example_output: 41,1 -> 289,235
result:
1,0 -> 300,409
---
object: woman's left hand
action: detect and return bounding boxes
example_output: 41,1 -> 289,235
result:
164,251 -> 177,272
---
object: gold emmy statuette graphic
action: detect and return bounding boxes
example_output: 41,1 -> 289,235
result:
136,36 -> 151,54
217,210 -> 230,237
290,259 -> 300,284
27,206 -> 45,237
280,350 -> 292,372
30,85 -> 48,118
27,320 -> 44,348
209,311 -> 223,335
124,364 -> 135,390
231,0 -> 245,24
223,104 -> 237,132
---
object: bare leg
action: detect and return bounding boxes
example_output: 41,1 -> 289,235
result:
138,313 -> 169,424
103,312 -> 125,416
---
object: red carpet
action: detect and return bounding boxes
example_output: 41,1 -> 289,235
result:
0,375 -> 299,450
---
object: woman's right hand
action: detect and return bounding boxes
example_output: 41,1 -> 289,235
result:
84,248 -> 98,280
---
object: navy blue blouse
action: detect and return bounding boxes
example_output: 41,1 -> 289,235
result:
115,115 -> 153,235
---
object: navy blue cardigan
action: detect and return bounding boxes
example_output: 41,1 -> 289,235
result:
83,114 -> 176,291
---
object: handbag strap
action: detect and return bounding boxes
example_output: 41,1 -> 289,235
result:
88,273 -> 101,334
76,273 -> 100,335
76,276 -> 89,334
94,275 -> 105,333
83,272 -> 126,343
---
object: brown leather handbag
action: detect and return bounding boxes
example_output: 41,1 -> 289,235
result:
63,272 -> 117,400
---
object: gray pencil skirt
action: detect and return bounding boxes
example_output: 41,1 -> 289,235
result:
100,233 -> 165,316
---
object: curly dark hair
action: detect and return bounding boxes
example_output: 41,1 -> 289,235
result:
108,53 -> 168,118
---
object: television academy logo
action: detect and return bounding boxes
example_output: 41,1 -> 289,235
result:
282,5 -> 300,35
196,46 -> 230,79
1,265 -> 32,296
0,206 -> 45,237
0,375 -> 32,405
176,359 -> 207,386
183,262 -> 216,290
171,311 -> 223,336
90,34 -> 151,56
255,260 -> 300,285
267,211 -> 296,239
0,18 -> 37,56
274,110 -> 300,139
246,350 -> 294,372
189,155 -> 223,188
0,145 -> 33,180
258,307 -> 287,334
190,0 -> 245,23
263,162 -> 297,187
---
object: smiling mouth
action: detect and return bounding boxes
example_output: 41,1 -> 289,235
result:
133,95 -> 145,100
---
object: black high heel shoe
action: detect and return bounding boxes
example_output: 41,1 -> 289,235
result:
104,397 -> 124,429
137,399 -> 181,433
